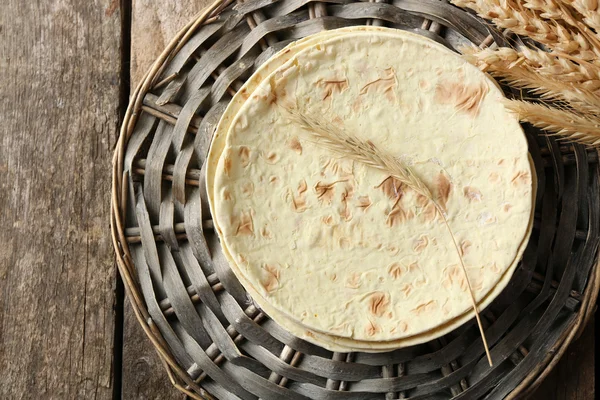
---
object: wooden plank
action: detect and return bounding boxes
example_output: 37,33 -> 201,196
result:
0,1 -> 121,398
121,1 -> 212,399
531,318 -> 595,400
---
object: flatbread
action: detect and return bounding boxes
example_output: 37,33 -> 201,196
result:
208,28 -> 535,350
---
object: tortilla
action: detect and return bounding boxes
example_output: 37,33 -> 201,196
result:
208,28 -> 534,349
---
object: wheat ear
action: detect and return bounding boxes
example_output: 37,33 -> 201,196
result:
461,46 -> 600,112
462,46 -> 600,91
451,0 -> 600,61
282,106 -> 494,366
505,99 -> 600,146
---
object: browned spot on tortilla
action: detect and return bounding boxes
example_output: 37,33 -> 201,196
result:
330,116 -> 344,128
442,300 -> 451,315
269,176 -> 279,185
222,189 -> 232,201
339,189 -> 353,221
235,210 -> 254,236
417,194 -> 439,222
317,78 -> 349,100
329,273 -> 337,282
261,225 -> 272,239
352,97 -> 364,113
314,181 -> 342,205
398,321 -> 409,333
261,264 -> 280,293
357,195 -> 372,211
360,67 -> 397,103
412,300 -> 437,315
419,80 -> 431,90
367,292 -> 390,317
238,146 -> 251,167
298,179 -> 307,195
376,176 -> 404,200
413,235 -> 429,253
223,152 -> 232,176
387,245 -> 399,255
386,203 -> 414,227
480,213 -> 498,225
263,151 -> 279,164
237,254 -> 249,267
322,215 -> 335,226
339,237 -> 351,249
415,277 -> 427,288
435,80 -> 488,117
511,170 -> 531,186
443,265 -> 468,292
365,320 -> 381,337
491,262 -> 500,273
289,179 -> 308,213
503,203 -> 512,212
471,273 -> 484,292
498,159 -> 505,165
388,263 -> 403,279
460,240 -> 472,256
436,172 -> 452,210
346,272 -> 362,289
489,172 -> 501,183
240,87 -> 250,100
463,186 -> 483,202
401,284 -> 413,298
288,137 -> 303,155
241,182 -> 254,198
408,262 -> 420,273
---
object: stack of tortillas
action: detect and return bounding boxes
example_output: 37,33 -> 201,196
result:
206,27 -> 535,352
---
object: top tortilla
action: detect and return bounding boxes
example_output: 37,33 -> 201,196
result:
211,28 -> 534,343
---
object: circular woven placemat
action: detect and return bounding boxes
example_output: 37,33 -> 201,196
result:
111,1 -> 600,399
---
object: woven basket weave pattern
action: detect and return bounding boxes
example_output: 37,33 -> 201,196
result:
111,0 -> 600,399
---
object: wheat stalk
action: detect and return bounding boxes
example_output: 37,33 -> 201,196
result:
505,99 -> 600,145
282,106 -> 494,366
452,0 -> 600,61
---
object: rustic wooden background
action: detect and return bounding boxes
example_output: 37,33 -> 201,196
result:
0,0 -> 595,399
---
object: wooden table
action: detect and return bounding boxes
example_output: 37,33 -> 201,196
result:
0,1 -> 595,399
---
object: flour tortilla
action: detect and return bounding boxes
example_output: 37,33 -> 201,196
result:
208,28 -> 535,350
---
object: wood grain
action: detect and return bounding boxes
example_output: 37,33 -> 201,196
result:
0,0 -> 121,398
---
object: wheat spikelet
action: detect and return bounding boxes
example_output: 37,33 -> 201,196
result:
452,0 -> 600,60
565,0 -> 600,32
505,99 -> 600,145
524,0 -> 564,19
281,105 -> 494,366
462,45 -> 600,91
